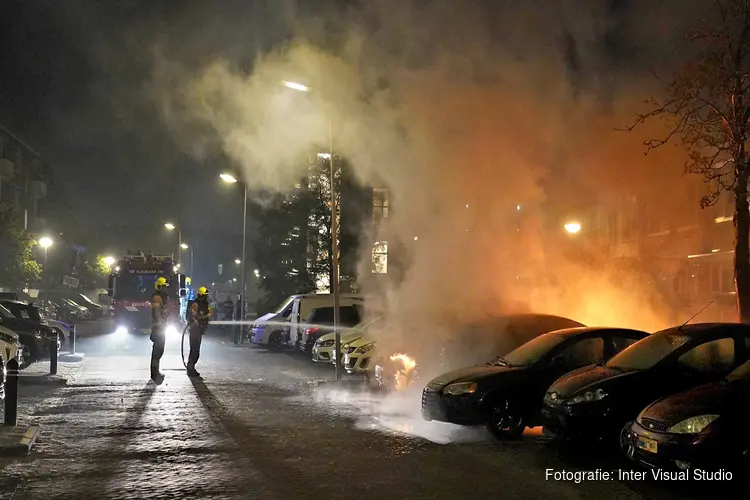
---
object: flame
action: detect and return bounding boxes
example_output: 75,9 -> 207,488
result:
390,353 -> 417,391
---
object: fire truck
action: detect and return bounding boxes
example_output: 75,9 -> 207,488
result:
107,253 -> 187,334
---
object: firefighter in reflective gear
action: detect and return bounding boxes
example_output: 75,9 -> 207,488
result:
150,276 -> 169,383
187,286 -> 212,377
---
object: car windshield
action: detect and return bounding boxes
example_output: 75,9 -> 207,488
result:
725,360 -> 750,382
500,333 -> 568,366
0,304 -> 12,318
606,333 -> 689,371
116,275 -> 159,301
274,297 -> 295,317
77,294 -> 97,306
2,302 -> 42,322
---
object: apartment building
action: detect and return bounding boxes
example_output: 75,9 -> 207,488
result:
568,178 -> 738,323
0,124 -> 50,232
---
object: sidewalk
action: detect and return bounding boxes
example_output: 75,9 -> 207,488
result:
0,351 -> 86,457
0,351 -> 259,499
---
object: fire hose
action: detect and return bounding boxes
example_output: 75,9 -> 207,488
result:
181,321 -> 194,369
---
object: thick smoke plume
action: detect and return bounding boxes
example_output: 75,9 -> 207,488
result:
154,0 -> 705,373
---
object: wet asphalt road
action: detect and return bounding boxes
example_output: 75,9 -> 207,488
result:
0,324 -> 738,499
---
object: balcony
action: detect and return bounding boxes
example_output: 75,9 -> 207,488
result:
31,180 -> 47,199
0,159 -> 13,180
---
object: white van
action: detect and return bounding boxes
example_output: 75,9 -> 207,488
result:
250,293 -> 364,348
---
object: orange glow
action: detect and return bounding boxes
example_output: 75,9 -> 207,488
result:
390,353 -> 417,391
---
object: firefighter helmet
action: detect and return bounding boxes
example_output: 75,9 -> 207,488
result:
155,277 -> 168,290
197,286 -> 208,296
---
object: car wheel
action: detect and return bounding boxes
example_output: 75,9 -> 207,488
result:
268,331 -> 284,350
17,344 -> 32,370
486,398 -> 525,441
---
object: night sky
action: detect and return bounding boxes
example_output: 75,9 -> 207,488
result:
0,0 -> 708,285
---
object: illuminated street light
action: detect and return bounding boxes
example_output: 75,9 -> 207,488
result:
564,222 -> 582,234
253,269 -> 260,277
180,243 -> 189,249
232,278 -> 237,282
220,173 -> 238,184
234,258 -> 241,265
38,236 -> 53,269
104,256 -> 116,266
164,223 -> 176,230
283,78 -> 342,380
220,174 -> 248,345
282,80 -> 310,92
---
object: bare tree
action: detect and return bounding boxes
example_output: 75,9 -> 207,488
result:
628,0 -> 750,322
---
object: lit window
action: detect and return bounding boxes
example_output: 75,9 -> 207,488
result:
373,188 -> 389,227
372,241 -> 388,274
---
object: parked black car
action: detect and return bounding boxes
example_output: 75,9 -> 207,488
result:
422,327 -> 649,440
621,358 -> 750,475
542,323 -> 750,444
0,300 -> 63,350
0,303 -> 58,369
298,305 -> 364,354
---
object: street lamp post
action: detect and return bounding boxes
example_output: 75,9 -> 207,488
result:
39,236 -> 53,269
180,243 -> 192,276
283,81 -> 342,380
164,223 -> 182,263
220,173 -> 248,345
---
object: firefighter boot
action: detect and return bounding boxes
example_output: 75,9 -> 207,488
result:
186,362 -> 201,378
151,361 -> 165,384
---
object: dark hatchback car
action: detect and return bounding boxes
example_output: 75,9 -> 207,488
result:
622,358 -> 750,474
0,303 -> 58,368
298,305 -> 363,354
422,327 -> 649,440
542,323 -> 750,444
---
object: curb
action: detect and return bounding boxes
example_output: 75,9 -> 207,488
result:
58,353 -> 85,363
18,375 -> 69,386
0,425 -> 40,457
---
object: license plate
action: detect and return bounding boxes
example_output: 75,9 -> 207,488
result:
636,436 -> 658,454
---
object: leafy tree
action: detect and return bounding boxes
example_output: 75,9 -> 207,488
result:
628,0 -> 750,321
0,205 -> 42,287
76,255 -> 112,288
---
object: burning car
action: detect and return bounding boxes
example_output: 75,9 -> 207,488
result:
313,315 -> 385,364
372,313 -> 586,392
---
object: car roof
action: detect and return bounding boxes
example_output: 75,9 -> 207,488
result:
546,326 -> 649,338
0,299 -> 32,307
655,322 -> 750,338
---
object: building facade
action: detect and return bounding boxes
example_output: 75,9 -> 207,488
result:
564,179 -> 738,323
0,124 -> 50,232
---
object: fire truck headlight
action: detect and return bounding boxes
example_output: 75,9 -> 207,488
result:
114,326 -> 128,337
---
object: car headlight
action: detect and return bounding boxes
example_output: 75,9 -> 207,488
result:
443,382 -> 478,396
319,339 -> 335,347
667,415 -> 720,434
356,342 -> 375,354
166,325 -> 179,338
568,388 -> 607,404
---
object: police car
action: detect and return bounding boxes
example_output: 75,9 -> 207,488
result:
0,324 -> 21,400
